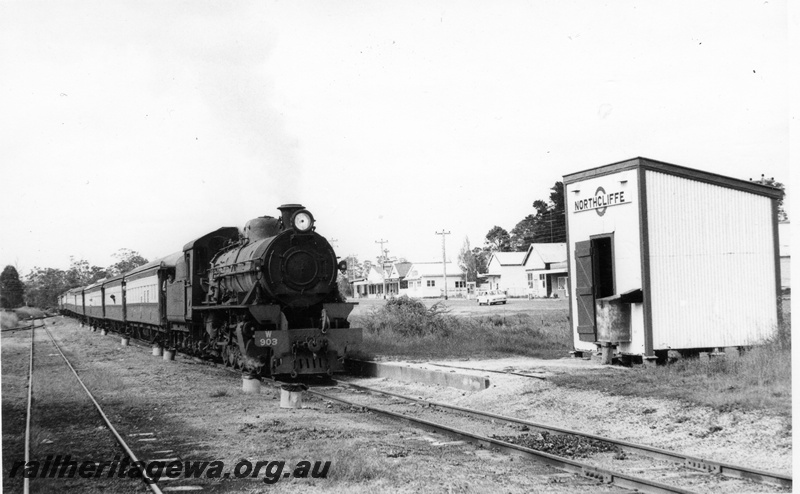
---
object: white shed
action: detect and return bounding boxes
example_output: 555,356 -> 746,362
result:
564,157 -> 783,362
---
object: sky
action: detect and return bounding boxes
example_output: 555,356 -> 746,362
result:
0,0 -> 794,276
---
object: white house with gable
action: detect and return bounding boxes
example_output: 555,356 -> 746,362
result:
404,262 -> 465,298
352,265 -> 389,299
522,243 -> 568,298
485,251 -> 527,297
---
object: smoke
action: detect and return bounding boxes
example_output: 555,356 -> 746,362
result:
143,3 -> 301,202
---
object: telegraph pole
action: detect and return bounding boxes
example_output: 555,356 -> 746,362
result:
435,230 -> 451,300
375,239 -> 388,298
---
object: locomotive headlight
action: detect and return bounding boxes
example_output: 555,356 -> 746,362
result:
291,210 -> 314,232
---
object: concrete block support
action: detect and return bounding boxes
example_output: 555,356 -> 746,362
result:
347,360 -> 490,391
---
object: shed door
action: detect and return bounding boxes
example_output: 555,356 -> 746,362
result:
575,240 -> 596,342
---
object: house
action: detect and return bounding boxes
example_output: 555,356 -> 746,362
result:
352,265 -> 389,299
522,243 -> 568,298
485,251 -> 527,297
404,262 -> 465,298
386,261 -> 413,297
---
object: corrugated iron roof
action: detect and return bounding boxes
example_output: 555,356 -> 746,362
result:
404,262 -> 464,280
564,157 -> 783,199
491,252 -> 526,266
393,262 -> 413,278
531,243 -> 567,264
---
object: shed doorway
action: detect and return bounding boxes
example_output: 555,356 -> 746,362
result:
575,235 -> 615,342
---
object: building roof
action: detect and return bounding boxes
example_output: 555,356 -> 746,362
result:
563,157 -> 783,199
489,252 -> 527,266
387,262 -> 413,280
404,262 -> 463,280
352,265 -> 386,285
523,243 -> 567,266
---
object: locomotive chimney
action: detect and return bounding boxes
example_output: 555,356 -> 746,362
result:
278,204 -> 304,228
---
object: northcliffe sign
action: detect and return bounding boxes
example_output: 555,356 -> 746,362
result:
573,186 -> 629,216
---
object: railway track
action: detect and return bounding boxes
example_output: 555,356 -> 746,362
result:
23,319 -> 164,493
333,381 -> 791,488
56,317 -> 792,493
298,380 -> 790,494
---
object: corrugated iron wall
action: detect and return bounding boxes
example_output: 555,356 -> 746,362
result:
645,170 -> 778,349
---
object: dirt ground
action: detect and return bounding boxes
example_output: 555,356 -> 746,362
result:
2,318 -> 625,493
347,356 -> 793,476
2,317 -> 791,493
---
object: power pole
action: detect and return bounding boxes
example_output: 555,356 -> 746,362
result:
435,230 -> 451,300
375,239 -> 388,298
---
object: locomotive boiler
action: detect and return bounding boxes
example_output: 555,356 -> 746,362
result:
201,204 -> 361,377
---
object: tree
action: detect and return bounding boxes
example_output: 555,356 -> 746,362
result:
24,267 -> 68,308
65,257 -> 107,287
753,175 -> 788,221
509,181 -> 567,251
458,237 -> 479,283
484,226 -> 511,253
337,272 -> 353,297
509,215 -> 537,252
361,260 -> 373,277
108,248 -> 149,276
472,247 -> 488,275
0,265 -> 25,308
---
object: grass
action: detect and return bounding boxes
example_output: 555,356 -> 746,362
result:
0,311 -> 19,330
1,307 -> 47,330
352,295 -> 792,416
350,296 -> 572,360
323,448 -> 396,482
550,310 -> 792,416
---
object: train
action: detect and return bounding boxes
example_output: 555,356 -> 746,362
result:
59,204 -> 362,377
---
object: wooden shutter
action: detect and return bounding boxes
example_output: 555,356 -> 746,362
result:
575,240 -> 596,342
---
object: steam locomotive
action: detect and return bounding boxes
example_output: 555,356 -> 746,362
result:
59,204 -> 362,377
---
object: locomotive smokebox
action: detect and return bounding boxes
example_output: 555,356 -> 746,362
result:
278,204 -> 305,229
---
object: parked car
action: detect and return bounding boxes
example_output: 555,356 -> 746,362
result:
476,290 -> 507,305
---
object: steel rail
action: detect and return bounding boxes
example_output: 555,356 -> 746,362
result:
42,326 -> 164,494
308,385 -> 697,494
74,318 -> 789,490
88,326 -> 683,493
23,319 -> 37,494
2,325 -> 36,333
334,380 -> 791,489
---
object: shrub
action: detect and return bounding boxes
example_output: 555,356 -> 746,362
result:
361,296 -> 457,337
353,298 -> 572,360
1,311 -> 20,330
